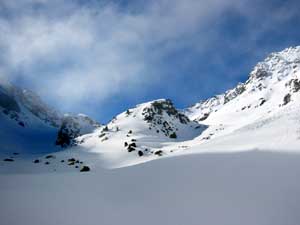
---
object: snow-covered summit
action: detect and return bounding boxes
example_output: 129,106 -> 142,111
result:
76,99 -> 206,167
185,46 -> 300,122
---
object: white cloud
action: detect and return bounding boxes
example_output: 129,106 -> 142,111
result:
0,0 -> 298,115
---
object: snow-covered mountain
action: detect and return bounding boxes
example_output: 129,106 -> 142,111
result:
185,46 -> 300,122
1,46 -> 300,169
76,99 -> 206,167
0,81 -> 101,153
182,46 -> 300,153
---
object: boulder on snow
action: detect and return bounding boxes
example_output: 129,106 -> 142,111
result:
154,150 -> 163,156
80,166 -> 90,172
138,151 -> 144,157
33,159 -> 40,163
198,113 -> 210,121
283,93 -> 291,105
127,143 -> 137,152
169,132 -> 177,139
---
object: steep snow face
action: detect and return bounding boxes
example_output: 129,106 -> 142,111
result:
77,99 -> 206,167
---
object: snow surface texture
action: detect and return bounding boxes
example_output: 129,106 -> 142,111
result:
1,152 -> 300,225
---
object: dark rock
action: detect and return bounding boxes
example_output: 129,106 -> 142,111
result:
259,98 -> 266,106
45,161 -> 50,165
127,143 -> 136,152
128,130 -> 133,134
80,166 -> 90,172
13,152 -> 19,155
75,166 -> 79,168
283,93 -> 291,105
128,142 -> 136,148
33,159 -> 40,163
138,151 -> 144,157
125,109 -> 131,116
98,133 -> 106,138
198,113 -> 210,121
45,155 -> 55,159
131,139 -> 137,142
61,160 -> 65,163
124,142 -> 128,147
18,121 -> 25,127
68,158 -> 76,162
154,150 -> 163,156
169,132 -> 177,139
68,162 -> 75,166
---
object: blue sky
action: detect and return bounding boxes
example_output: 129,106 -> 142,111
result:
0,0 -> 300,122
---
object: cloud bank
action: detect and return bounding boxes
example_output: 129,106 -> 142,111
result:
0,0 -> 299,118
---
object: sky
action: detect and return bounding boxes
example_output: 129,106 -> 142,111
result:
0,0 -> 300,122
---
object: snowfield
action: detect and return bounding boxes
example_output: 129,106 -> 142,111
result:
1,151 -> 300,225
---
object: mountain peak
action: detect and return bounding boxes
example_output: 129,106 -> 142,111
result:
249,46 -> 300,81
186,46 -> 300,122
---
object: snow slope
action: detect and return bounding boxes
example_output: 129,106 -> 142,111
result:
1,151 -> 300,225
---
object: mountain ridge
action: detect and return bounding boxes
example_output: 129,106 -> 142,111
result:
1,45 -> 300,169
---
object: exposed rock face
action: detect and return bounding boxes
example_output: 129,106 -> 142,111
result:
142,99 -> 193,138
0,91 -> 20,113
0,82 -> 62,129
0,81 -> 102,150
286,79 -> 300,93
56,114 -> 101,147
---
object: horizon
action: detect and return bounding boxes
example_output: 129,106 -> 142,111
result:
1,0 -> 300,122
